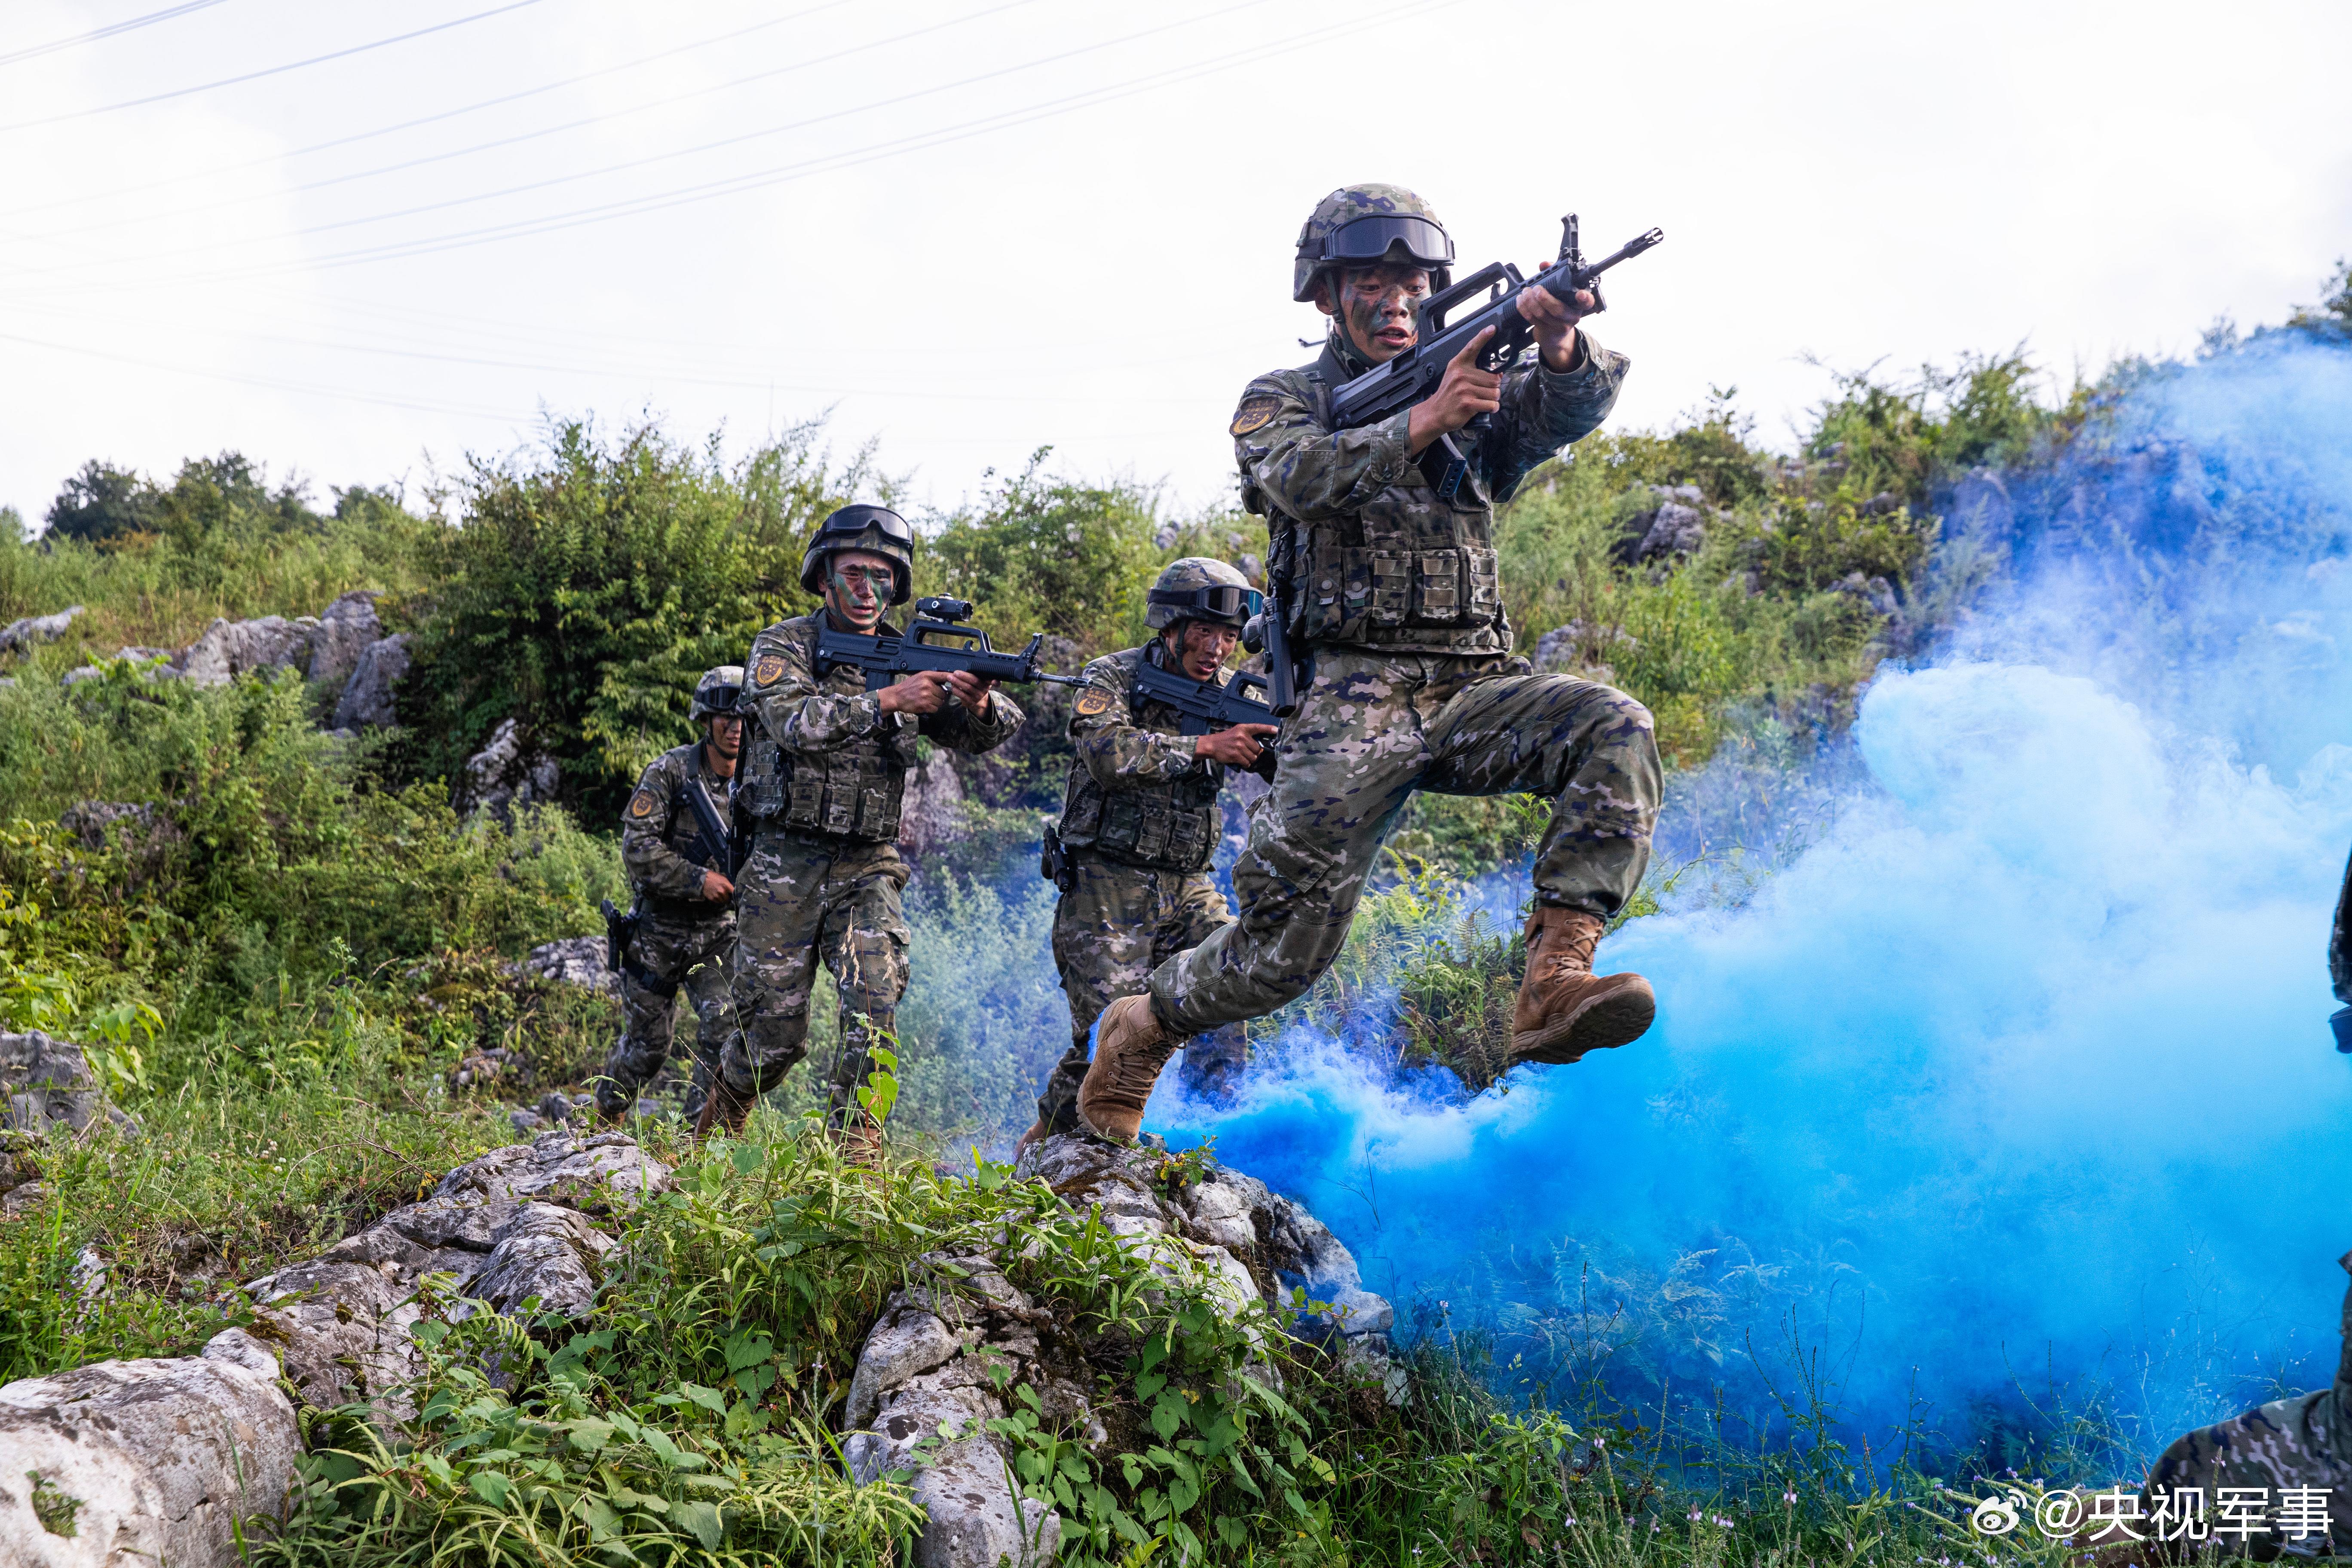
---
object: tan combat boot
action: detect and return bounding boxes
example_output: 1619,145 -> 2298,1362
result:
1075,993 -> 1181,1145
692,1076 -> 755,1142
1510,906 -> 1656,1066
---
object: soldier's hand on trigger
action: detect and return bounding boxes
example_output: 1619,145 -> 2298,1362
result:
943,669 -> 996,715
1516,282 -> 1593,370
876,671 -> 954,715
1408,327 -> 1504,453
701,869 -> 735,901
1196,723 -> 1279,768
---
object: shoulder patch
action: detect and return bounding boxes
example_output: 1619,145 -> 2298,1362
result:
1230,396 -> 1280,437
628,788 -> 658,818
1074,687 -> 1115,718
752,652 -> 787,687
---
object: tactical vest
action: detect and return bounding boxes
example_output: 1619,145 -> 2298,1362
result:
1260,358 -> 1506,654
1055,647 -> 1223,874
737,624 -> 918,843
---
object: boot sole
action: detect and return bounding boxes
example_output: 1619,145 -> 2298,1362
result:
1511,983 -> 1656,1066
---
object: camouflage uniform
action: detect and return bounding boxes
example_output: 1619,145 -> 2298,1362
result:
1148,331 -> 1660,1037
1037,641 -> 1249,1133
727,611 -> 1023,1115
2141,1250 -> 2352,1556
594,742 -> 739,1119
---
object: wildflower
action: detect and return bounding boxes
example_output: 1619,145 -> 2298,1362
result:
1690,1510 -> 1702,1523
1785,1492 -> 1798,1507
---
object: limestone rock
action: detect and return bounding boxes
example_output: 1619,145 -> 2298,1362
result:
305,591 -> 383,692
456,718 -> 560,822
898,748 -> 968,863
171,615 -> 312,688
0,606 -> 83,657
244,1130 -> 670,1408
840,1135 -> 1398,1562
0,1032 -> 134,1137
58,802 -> 183,884
333,631 -> 409,731
0,1330 -> 299,1568
511,934 -> 617,997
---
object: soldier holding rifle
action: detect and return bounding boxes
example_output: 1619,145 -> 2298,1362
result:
706,505 -> 1026,1142
1078,184 -> 1665,1144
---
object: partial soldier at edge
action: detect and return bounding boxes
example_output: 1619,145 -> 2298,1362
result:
1077,182 -> 1666,1144
705,505 -> 1025,1142
593,666 -> 747,1124
1019,557 -> 1277,1152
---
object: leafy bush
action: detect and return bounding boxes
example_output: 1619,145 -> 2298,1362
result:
925,450 -> 1163,650
392,416 -> 879,819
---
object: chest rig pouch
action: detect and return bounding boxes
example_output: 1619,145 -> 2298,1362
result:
1055,655 -> 1222,874
735,628 -> 918,842
1274,368 -> 1503,650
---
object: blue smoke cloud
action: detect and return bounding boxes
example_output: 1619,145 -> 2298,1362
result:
1145,330 -> 2352,1461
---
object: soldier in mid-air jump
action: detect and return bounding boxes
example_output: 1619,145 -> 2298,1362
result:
1077,183 -> 1664,1143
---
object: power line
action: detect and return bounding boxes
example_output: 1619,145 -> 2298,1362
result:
289,0 -> 1461,276
0,0 -> 231,70
9,0 -> 1279,280
0,0 -> 548,133
31,0 -> 1046,242
0,328 -> 528,421
0,0 -> 862,222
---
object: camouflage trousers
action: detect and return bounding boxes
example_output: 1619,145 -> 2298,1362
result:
1038,855 -> 1247,1134
2139,1253 -> 2352,1557
726,829 -> 911,1119
1151,649 -> 1660,1037
593,906 -> 737,1120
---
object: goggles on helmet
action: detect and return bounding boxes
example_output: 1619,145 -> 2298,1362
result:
1308,214 -> 1455,270
700,684 -> 741,714
1148,584 -> 1264,622
814,505 -> 913,547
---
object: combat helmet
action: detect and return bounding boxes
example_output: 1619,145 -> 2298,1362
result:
1293,184 -> 1455,303
1146,557 -> 1262,632
798,503 -> 914,605
691,665 -> 744,723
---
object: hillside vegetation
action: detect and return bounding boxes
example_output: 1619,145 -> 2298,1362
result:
2,265 -> 2345,1562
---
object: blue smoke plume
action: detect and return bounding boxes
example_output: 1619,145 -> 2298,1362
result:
1146,329 -> 2352,1464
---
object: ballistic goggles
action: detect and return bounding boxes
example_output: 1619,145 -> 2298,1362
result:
1305,214 -> 1455,271
813,504 -> 913,547
1148,584 -> 1264,622
702,685 -> 741,713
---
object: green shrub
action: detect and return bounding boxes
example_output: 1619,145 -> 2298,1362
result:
925,449 -> 1164,652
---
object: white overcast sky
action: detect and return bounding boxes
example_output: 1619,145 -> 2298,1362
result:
1,0 -> 2347,527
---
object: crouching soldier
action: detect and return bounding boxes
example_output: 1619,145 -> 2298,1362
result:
704,504 -> 1025,1142
1018,558 -> 1277,1152
594,666 -> 746,1124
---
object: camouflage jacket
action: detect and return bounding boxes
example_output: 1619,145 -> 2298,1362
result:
736,611 -> 1025,840
1232,329 -> 1627,655
740,611 -> 1026,758
621,742 -> 734,909
1056,641 -> 1226,873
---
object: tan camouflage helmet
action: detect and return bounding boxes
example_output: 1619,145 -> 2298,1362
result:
691,665 -> 744,723
1146,557 -> 1262,632
1293,183 -> 1456,302
799,503 -> 914,605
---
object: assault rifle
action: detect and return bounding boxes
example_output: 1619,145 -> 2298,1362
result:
813,597 -> 1082,693
1329,212 -> 1663,502
1131,660 -> 1280,781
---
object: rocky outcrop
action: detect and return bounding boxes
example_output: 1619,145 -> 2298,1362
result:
1616,484 -> 1711,566
511,934 -> 617,996
455,719 -> 560,823
303,591 -> 382,693
1,1032 -> 136,1137
0,1327 -> 299,1568
0,605 -> 84,657
331,631 -> 409,730
840,1134 -> 1397,1566
244,1129 -> 670,1409
899,748 -> 968,862
173,615 -> 314,688
58,802 -> 184,883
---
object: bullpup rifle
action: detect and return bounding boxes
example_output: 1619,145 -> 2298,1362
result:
1329,212 -> 1663,502
1131,660 -> 1280,781
813,596 -> 1083,692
